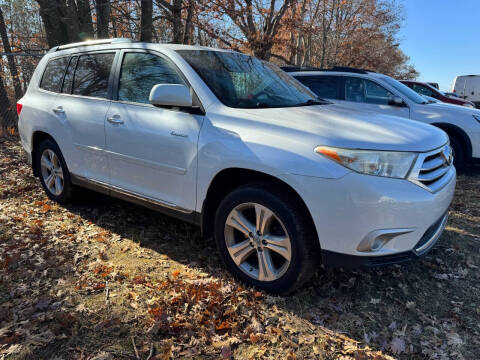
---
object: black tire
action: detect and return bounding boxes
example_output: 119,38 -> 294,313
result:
214,183 -> 319,294
450,136 -> 465,171
35,139 -> 74,204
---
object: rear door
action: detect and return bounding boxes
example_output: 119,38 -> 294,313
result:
54,51 -> 117,183
295,75 -> 343,101
104,50 -> 203,211
336,76 -> 410,119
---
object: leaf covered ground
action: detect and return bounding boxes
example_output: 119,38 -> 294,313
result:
0,136 -> 479,359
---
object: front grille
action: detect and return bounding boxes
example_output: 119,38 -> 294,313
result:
408,144 -> 455,192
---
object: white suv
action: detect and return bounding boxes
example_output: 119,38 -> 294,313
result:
17,40 -> 456,293
287,67 -> 480,169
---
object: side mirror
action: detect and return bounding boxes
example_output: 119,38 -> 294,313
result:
388,96 -> 405,107
149,84 -> 192,108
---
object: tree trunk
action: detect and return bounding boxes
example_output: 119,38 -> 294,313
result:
77,0 -> 94,39
183,0 -> 194,44
0,72 -> 16,129
172,0 -> 183,43
35,0 -> 70,47
140,0 -> 153,42
0,8 -> 22,100
96,0 -> 110,38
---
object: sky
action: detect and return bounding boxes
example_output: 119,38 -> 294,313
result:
398,0 -> 480,91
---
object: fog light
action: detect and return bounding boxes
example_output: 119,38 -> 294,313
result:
357,228 -> 415,252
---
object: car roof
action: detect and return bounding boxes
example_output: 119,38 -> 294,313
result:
47,39 -> 237,57
289,70 -> 384,79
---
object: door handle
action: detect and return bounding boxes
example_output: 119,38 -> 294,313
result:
52,106 -> 64,114
107,115 -> 124,124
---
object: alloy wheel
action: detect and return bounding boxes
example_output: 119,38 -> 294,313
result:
40,149 -> 64,196
224,202 -> 292,282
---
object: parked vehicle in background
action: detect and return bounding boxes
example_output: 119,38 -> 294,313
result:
451,75 -> 480,108
17,40 -> 455,293
428,82 -> 439,89
445,92 -> 459,98
286,66 -> 480,169
401,80 -> 475,108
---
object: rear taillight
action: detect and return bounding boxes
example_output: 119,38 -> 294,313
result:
16,102 -> 23,116
453,89 -> 456,93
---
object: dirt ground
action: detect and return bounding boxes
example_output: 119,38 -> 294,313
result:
1,135 -> 479,359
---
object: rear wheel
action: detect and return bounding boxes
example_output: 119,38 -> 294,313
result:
214,183 -> 319,294
35,139 -> 74,204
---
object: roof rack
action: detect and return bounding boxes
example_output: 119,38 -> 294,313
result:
48,38 -> 133,53
281,66 -> 323,72
281,65 -> 375,74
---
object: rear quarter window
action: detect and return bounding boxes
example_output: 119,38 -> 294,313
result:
40,57 -> 69,92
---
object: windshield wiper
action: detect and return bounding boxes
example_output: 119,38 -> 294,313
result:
298,99 -> 327,106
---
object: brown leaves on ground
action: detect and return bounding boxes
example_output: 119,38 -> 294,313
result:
1,136 -> 479,359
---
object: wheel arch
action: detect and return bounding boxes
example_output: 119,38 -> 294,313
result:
31,131 -> 60,177
431,122 -> 472,160
200,167 -> 319,246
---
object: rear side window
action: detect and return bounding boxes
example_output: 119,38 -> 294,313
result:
72,53 -> 115,98
40,57 -> 69,92
118,52 -> 185,104
61,56 -> 78,94
295,76 -> 341,100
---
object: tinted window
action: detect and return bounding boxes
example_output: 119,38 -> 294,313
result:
118,52 -> 185,104
72,53 -> 115,98
412,84 -> 434,97
345,77 -> 395,105
295,76 -> 341,99
61,56 -> 78,94
177,50 -> 319,108
40,57 -> 69,92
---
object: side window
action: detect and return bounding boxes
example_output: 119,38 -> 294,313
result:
72,53 -> 115,98
118,52 -> 185,104
412,84 -> 434,97
297,76 -> 341,99
40,57 -> 69,92
61,56 -> 78,94
345,77 -> 395,105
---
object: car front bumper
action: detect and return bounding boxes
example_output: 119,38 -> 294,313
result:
286,169 -> 456,264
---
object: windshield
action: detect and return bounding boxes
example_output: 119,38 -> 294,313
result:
381,76 -> 427,104
177,50 -> 323,108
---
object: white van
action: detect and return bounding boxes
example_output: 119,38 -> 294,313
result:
451,75 -> 480,107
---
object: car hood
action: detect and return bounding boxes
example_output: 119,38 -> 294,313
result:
423,101 -> 480,114
219,104 -> 448,153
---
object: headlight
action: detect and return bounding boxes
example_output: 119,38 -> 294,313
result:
315,146 -> 417,178
473,114 -> 480,123
464,104 -> 475,109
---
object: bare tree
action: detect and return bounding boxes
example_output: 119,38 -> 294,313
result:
212,0 -> 294,60
0,7 -> 22,100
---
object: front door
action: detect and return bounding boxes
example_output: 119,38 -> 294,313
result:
105,51 -> 203,211
338,76 -> 410,119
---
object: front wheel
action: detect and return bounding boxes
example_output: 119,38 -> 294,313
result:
214,183 -> 319,294
450,137 -> 465,171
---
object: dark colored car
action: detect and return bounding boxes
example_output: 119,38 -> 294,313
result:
401,80 -> 475,108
